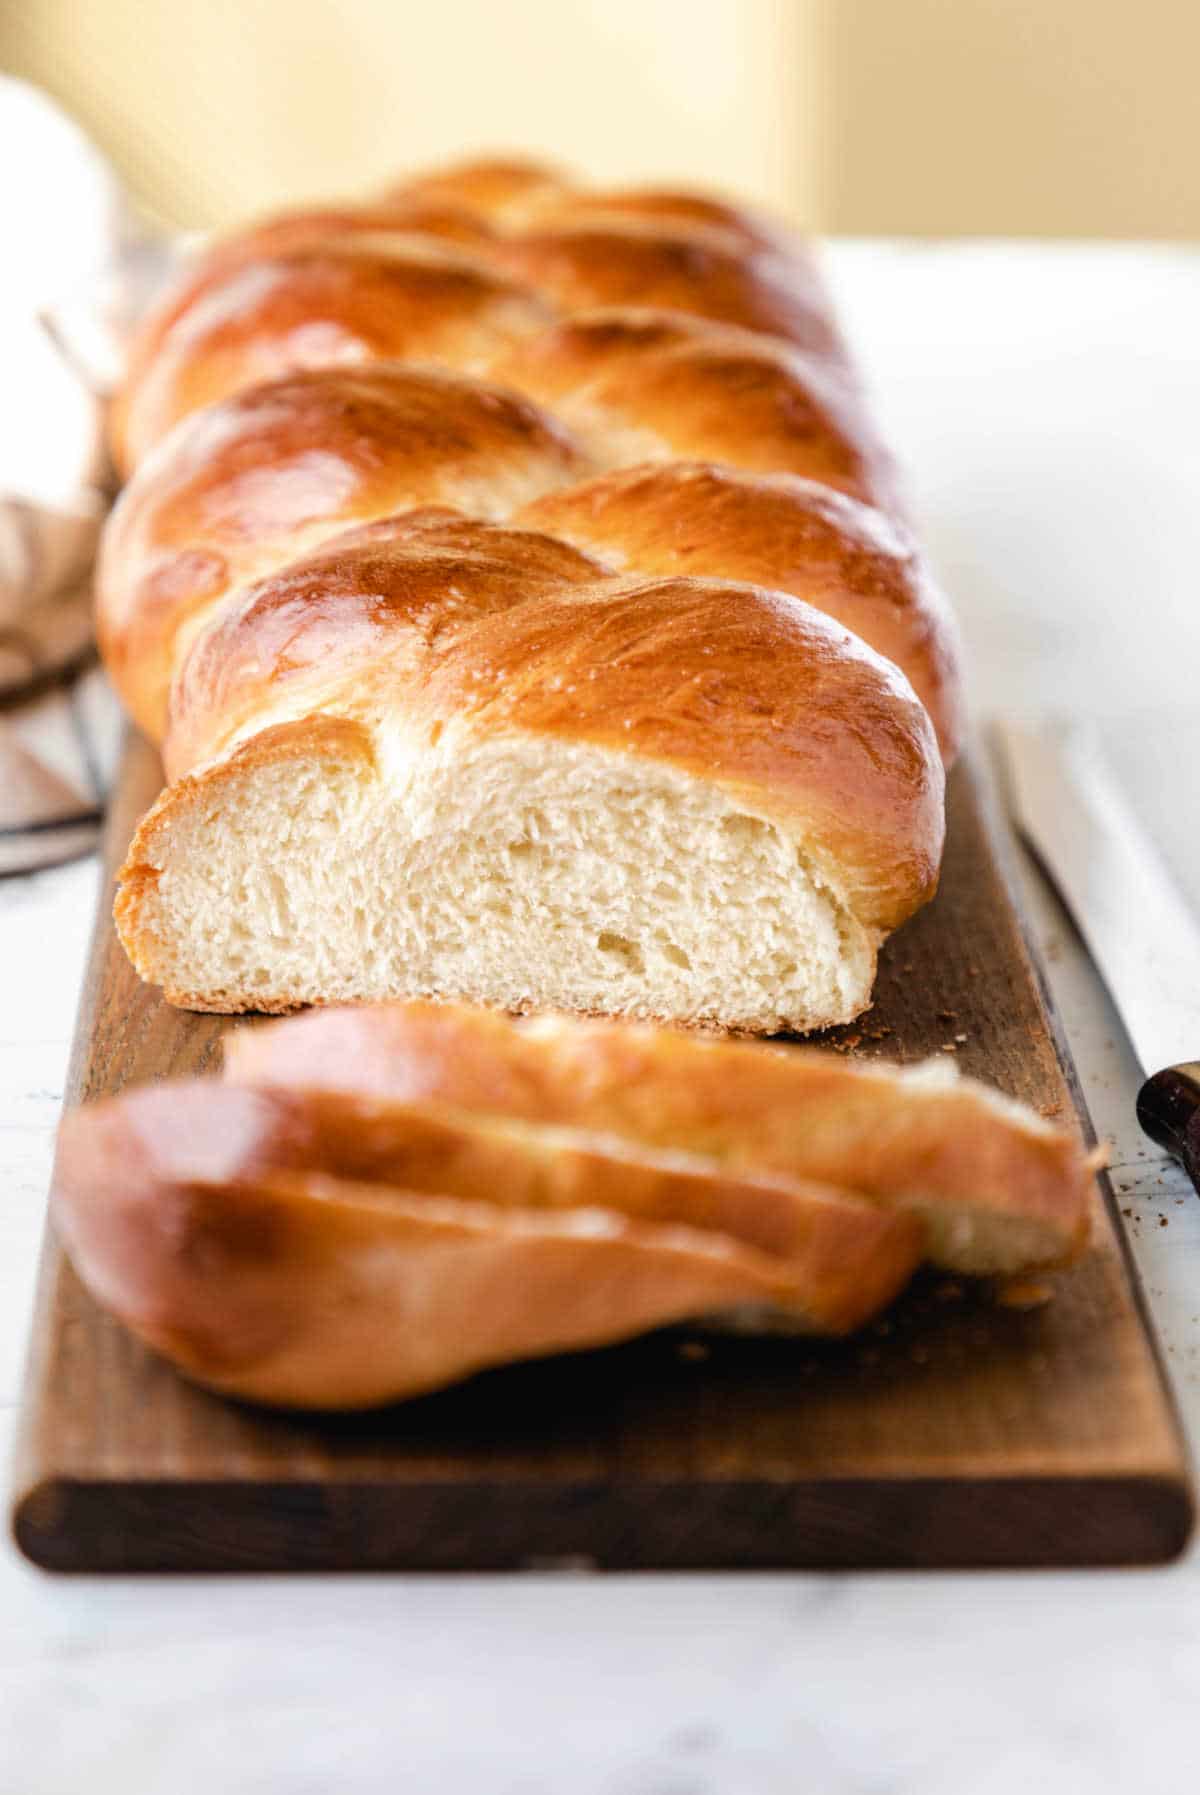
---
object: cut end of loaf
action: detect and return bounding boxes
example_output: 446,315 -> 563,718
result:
115,717 -> 878,1031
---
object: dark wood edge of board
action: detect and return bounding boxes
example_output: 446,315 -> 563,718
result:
13,1471 -> 1194,1574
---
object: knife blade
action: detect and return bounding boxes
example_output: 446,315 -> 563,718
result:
999,721 -> 1200,1192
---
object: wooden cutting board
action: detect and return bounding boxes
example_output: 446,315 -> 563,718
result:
10,737 -> 1195,1571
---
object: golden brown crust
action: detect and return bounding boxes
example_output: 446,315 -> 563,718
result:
112,228 -> 845,477
112,201 -> 503,470
53,1162 -> 819,1410
114,168 -> 814,470
491,310 -> 898,506
51,1067 -> 925,1407
226,1003 -> 1096,1272
99,366 -> 588,739
383,156 -> 569,222
54,1081 -> 923,1360
163,512 -> 607,776
224,199 -> 499,257
112,239 -> 554,472
518,463 -> 963,762
522,185 -> 808,261
481,219 -> 841,358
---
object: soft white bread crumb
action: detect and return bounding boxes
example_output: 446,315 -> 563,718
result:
118,728 -> 876,1031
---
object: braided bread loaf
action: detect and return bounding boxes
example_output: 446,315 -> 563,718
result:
100,157 -> 963,1031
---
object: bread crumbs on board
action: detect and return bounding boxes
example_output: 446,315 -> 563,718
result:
995,1277 -> 1055,1310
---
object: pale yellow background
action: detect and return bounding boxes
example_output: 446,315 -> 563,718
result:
3,0 -> 1197,234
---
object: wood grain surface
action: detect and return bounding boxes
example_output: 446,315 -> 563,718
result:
9,736 -> 1195,1571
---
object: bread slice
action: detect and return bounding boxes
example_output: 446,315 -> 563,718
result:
52,1081 -> 922,1409
226,1001 -> 1098,1275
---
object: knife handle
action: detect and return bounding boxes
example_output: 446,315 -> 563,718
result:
1136,1062 -> 1200,1183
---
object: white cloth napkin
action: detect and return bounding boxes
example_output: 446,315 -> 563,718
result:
0,77 -> 179,873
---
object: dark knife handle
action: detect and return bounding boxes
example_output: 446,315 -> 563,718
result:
1136,1062 -> 1200,1192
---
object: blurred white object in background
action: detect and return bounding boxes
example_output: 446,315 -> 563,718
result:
0,73 -> 127,318
0,76 -> 117,645
0,82 -> 109,542
0,77 -> 161,867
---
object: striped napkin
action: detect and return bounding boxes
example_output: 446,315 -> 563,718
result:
0,76 -> 176,874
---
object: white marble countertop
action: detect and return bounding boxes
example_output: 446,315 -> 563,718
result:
4,242 -> 1200,1793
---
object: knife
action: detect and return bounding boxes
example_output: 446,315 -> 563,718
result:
1000,721 -> 1200,1194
